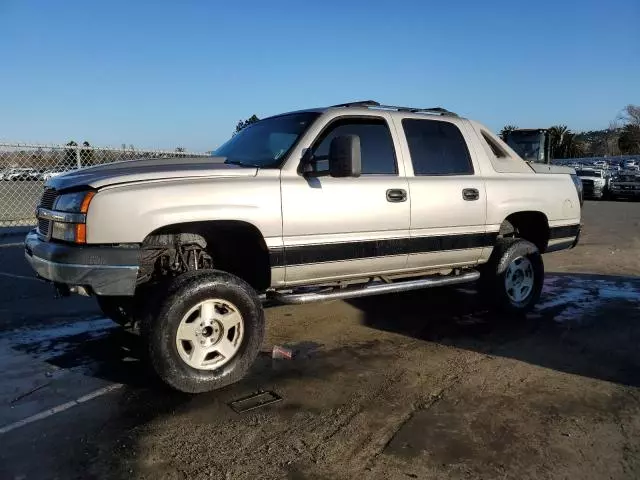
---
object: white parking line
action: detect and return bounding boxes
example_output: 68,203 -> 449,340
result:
0,242 -> 23,248
0,383 -> 123,435
0,272 -> 41,281
0,242 -> 24,248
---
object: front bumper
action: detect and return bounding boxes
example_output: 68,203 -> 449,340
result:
611,187 -> 640,197
24,230 -> 140,296
582,186 -> 604,198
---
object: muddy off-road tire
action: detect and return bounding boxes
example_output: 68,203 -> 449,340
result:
144,270 -> 264,393
479,238 -> 544,314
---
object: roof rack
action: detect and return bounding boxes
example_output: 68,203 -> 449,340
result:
329,100 -> 457,117
330,100 -> 381,108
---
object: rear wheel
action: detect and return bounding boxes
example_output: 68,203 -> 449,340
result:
480,238 -> 544,314
144,270 -> 264,393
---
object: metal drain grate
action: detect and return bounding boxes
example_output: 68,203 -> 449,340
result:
228,390 -> 282,413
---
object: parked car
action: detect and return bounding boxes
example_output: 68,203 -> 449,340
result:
41,167 -> 72,181
25,100 -> 583,393
575,168 -> 608,199
620,159 -> 639,171
3,167 -> 40,181
609,172 -> 640,200
592,160 -> 608,169
1,168 -> 20,180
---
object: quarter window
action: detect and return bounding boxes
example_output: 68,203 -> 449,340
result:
312,118 -> 397,175
402,119 -> 474,175
481,132 -> 508,158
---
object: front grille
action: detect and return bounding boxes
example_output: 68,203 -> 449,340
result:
40,188 -> 58,209
37,188 -> 58,238
580,179 -> 594,187
38,218 -> 51,237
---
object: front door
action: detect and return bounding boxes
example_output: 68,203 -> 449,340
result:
281,115 -> 410,285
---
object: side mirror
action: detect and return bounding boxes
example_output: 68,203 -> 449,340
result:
328,135 -> 361,178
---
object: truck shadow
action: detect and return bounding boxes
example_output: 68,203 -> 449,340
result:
13,273 -> 640,391
5,272 -> 639,480
349,272 -> 640,388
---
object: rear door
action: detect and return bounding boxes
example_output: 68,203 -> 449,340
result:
395,117 -> 489,269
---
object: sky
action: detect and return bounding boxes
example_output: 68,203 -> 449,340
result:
1,0 -> 638,151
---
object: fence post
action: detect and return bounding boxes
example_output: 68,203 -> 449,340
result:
75,146 -> 82,169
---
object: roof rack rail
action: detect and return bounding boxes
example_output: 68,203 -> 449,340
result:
373,104 -> 458,116
330,100 -> 381,108
329,101 -> 457,116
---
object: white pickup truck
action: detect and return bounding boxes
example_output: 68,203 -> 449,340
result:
25,100 -> 583,392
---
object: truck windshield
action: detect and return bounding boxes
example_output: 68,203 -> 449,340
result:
575,170 -> 599,177
215,112 -> 320,168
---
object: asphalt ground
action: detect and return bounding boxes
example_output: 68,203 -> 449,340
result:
0,200 -> 639,480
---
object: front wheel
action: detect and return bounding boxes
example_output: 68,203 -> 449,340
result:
479,238 -> 544,314
145,270 -> 265,393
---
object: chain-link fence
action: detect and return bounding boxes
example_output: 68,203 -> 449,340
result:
0,143 -> 209,227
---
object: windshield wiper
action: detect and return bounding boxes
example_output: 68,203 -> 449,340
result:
224,160 -> 262,168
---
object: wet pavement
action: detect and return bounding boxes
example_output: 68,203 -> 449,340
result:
1,200 -> 639,480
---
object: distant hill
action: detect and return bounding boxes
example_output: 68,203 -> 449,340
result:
573,129 -> 619,157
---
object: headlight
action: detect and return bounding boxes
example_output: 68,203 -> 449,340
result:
49,191 -> 96,243
51,222 -> 80,242
54,191 -> 95,213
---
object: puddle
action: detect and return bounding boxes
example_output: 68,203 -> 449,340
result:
537,275 -> 640,323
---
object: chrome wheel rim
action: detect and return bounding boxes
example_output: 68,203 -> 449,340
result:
504,256 -> 535,304
175,299 -> 244,370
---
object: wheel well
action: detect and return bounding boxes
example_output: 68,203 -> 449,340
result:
142,221 -> 271,291
501,211 -> 549,252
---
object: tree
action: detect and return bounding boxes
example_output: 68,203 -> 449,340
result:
64,140 -> 78,168
548,125 -> 570,158
499,125 -> 518,141
618,124 -> 640,154
562,133 -> 586,158
234,114 -> 260,134
620,104 -> 640,127
603,121 -> 622,156
616,104 -> 640,154
80,141 -> 94,167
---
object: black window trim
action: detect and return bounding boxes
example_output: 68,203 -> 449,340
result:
401,117 -> 475,177
480,130 -> 509,158
305,115 -> 399,176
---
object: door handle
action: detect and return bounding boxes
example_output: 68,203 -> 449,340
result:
462,188 -> 479,201
386,189 -> 407,203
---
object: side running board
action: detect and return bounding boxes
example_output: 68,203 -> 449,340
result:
268,270 -> 480,305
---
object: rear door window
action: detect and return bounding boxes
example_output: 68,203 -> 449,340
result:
402,119 -> 473,175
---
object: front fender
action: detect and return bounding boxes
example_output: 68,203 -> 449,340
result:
85,177 -> 282,247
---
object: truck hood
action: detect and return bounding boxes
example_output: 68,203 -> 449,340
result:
47,156 -> 258,190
